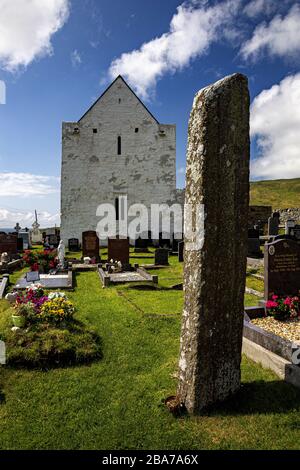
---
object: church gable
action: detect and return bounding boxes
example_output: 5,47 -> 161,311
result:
79,75 -> 159,125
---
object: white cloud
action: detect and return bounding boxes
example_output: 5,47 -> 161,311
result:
250,73 -> 300,180
0,0 -> 70,72
241,4 -> 300,60
0,173 -> 59,197
108,0 -> 240,100
243,0 -> 275,18
71,49 -> 82,68
0,80 -> 5,104
0,208 -> 60,229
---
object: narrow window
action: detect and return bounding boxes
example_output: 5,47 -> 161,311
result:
115,197 -> 119,221
93,128 -> 97,134
118,98 -> 121,104
135,128 -> 139,133
117,136 -> 121,155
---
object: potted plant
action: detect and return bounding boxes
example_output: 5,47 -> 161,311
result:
11,302 -> 35,328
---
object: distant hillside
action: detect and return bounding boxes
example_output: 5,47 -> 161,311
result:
250,178 -> 300,209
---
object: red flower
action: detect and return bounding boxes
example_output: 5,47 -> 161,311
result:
266,300 -> 278,309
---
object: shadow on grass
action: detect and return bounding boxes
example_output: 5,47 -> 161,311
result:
0,388 -> 5,404
206,380 -> 300,416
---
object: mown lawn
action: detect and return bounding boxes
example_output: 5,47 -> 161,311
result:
0,251 -> 299,450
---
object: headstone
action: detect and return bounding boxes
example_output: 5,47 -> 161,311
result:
0,233 -> 18,256
18,231 -> 31,250
82,231 -> 100,262
134,237 -> 148,251
159,233 -> 171,248
48,234 -> 59,247
107,237 -> 129,265
247,238 -> 261,257
264,239 -> 300,299
155,248 -> 169,265
17,237 -> 24,252
248,206 -> 272,235
285,219 -> 295,235
288,224 -> 300,240
68,238 -> 80,251
248,228 -> 259,238
178,241 -> 184,262
177,74 -> 250,414
268,211 -> 280,236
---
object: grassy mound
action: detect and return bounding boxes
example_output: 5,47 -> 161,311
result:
1,315 -> 102,369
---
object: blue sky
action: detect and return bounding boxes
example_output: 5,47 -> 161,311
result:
0,0 -> 299,227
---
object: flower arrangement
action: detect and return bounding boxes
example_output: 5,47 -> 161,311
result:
23,249 -> 58,273
266,295 -> 300,321
38,297 -> 75,323
48,291 -> 67,300
12,286 -> 74,327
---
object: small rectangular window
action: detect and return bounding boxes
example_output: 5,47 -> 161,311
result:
93,128 -> 97,134
135,128 -> 139,133
118,136 -> 121,155
115,197 -> 119,221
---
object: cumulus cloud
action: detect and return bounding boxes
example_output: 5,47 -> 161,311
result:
0,208 -> 60,228
241,4 -> 300,60
0,173 -> 59,197
243,0 -> 276,18
109,0 -> 240,100
0,0 -> 70,72
250,73 -> 300,180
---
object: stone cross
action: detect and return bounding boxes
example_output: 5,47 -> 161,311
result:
177,74 -> 250,414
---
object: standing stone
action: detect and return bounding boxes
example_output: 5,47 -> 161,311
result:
177,74 -> 250,413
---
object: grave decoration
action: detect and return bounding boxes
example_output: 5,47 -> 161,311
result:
98,260 -> 158,287
23,249 -> 58,274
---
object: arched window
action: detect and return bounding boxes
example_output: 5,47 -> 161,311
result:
117,136 -> 121,155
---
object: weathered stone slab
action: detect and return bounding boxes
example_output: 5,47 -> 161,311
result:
264,238 -> 300,299
15,271 -> 73,290
0,275 -> 9,299
177,73 -> 250,413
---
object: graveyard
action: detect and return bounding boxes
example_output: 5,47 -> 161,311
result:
0,240 -> 299,449
0,72 -> 299,450
1,1 -> 300,454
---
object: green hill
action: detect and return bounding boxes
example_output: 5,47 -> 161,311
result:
250,178 -> 300,208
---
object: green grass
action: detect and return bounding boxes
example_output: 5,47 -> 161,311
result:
0,256 -> 299,450
250,178 -> 300,208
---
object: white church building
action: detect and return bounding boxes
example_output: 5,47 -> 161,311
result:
60,75 -> 182,244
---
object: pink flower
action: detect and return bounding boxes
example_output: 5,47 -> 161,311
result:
272,295 -> 278,300
266,300 -> 278,309
283,297 -> 292,306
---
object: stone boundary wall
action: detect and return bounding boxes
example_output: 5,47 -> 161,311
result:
275,208 -> 300,224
